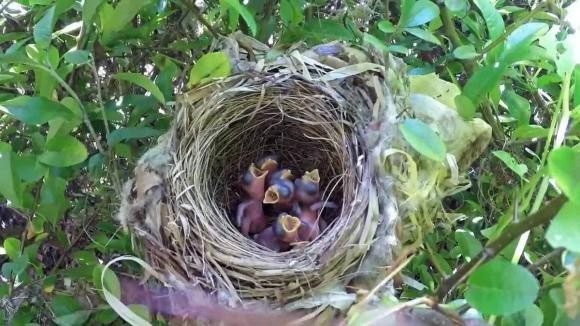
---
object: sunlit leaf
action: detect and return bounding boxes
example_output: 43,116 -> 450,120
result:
473,0 -> 505,40
492,150 -> 528,179
501,22 -> 548,64
3,238 -> 22,261
548,147 -> 580,203
404,27 -> 441,45
113,72 -> 165,104
546,201 -> 580,253
222,0 -> 257,36
100,0 -> 152,44
399,118 -> 446,162
0,96 -> 75,125
82,0 -> 105,28
399,0 -> 440,28
445,0 -> 467,12
0,143 -> 24,208
466,259 -> 539,315
513,125 -> 549,140
378,20 -> 395,33
453,45 -> 478,59
187,52 -> 231,87
38,135 -> 88,167
107,127 -> 164,145
33,6 -> 56,48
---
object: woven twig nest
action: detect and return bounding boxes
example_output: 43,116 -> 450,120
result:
117,33 -> 491,312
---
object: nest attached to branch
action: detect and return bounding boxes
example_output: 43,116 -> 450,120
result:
117,33 -> 491,311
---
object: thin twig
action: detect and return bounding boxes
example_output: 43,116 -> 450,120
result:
434,194 -> 567,301
528,248 -> 565,273
182,0 -> 220,38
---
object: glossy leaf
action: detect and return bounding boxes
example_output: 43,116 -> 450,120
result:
222,0 -> 257,36
187,52 -> 231,87
113,72 -> 165,104
453,45 -> 478,59
0,96 -> 75,125
107,127 -> 164,145
548,147 -> 580,203
473,0 -> 505,40
466,259 -> 539,315
0,143 -> 24,208
501,22 -> 548,64
399,118 -> 446,162
3,238 -> 22,261
38,135 -> 88,167
404,27 -> 441,45
33,6 -> 56,48
399,0 -> 440,28
378,20 -> 395,33
546,201 -> 580,253
492,150 -> 528,179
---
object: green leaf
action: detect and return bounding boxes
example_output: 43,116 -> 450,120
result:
52,294 -> 83,317
301,19 -> 356,42
462,64 -> 506,108
501,305 -> 543,326
363,33 -> 390,53
466,259 -> 539,315
0,96 -> 75,125
399,0 -> 440,28
399,118 -> 447,162
502,89 -> 530,126
0,143 -> 24,208
454,94 -> 476,120
548,147 -> 580,203
38,135 -> 88,167
107,127 -> 164,145
445,0 -> 467,12
378,20 -> 395,33
63,50 -> 91,65
113,72 -> 165,104
3,238 -> 22,261
93,265 -> 121,300
455,230 -> 483,260
100,0 -> 152,45
501,22 -> 548,64
453,45 -> 478,59
546,201 -> 580,253
280,0 -> 304,26
82,0 -> 105,29
222,0 -> 257,36
33,6 -> 56,48
188,52 -> 231,87
38,174 -> 69,225
473,0 -> 505,40
54,311 -> 91,326
14,154 -> 47,183
404,27 -> 441,45
513,125 -> 549,140
492,150 -> 528,179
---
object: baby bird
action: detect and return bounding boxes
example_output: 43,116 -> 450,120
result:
257,155 -> 279,176
240,163 -> 268,201
254,213 -> 301,251
236,199 -> 267,236
294,201 -> 337,242
294,169 -> 320,205
268,168 -> 293,186
263,178 -> 295,210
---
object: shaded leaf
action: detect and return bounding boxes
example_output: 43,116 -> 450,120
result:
453,45 -> 478,59
546,201 -> 580,253
100,0 -> 152,44
93,265 -> 121,299
363,33 -> 390,53
445,0 -> 467,12
188,52 -> 231,87
33,6 -> 56,48
466,259 -> 539,315
548,147 -> 580,203
399,118 -> 447,162
502,89 -> 531,126
0,96 -> 75,125
38,135 -> 88,167
514,125 -> 549,140
455,230 -> 483,260
222,0 -> 257,36
462,64 -> 506,108
63,50 -> 91,65
107,127 -> 164,145
501,305 -> 543,326
113,72 -> 165,104
14,154 -> 46,183
38,174 -> 69,225
378,20 -> 395,33
493,150 -> 528,179
54,311 -> 91,326
280,0 -> 304,26
82,0 -> 105,28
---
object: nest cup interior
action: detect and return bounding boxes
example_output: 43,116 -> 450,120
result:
170,77 -> 364,300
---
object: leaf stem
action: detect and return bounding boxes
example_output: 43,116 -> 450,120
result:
434,194 -> 567,301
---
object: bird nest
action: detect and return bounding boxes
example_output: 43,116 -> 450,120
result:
116,33 -> 491,312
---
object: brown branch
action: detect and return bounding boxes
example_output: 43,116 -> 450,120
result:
182,0 -> 220,38
434,194 -> 567,301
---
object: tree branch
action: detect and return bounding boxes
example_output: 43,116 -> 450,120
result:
182,0 -> 220,38
434,194 -> 568,301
